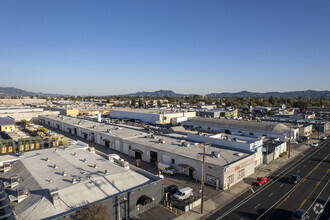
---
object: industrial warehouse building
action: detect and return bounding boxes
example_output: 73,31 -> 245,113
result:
109,108 -> 196,125
0,106 -> 59,121
0,145 -> 163,220
187,133 -> 264,167
39,115 -> 257,190
183,117 -> 294,141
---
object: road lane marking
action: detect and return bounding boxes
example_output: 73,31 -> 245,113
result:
297,170 -> 300,173
280,184 -> 284,187
250,188 -> 254,193
268,193 -> 273,197
215,144 -> 329,220
255,204 -> 260,209
303,165 -> 306,167
256,153 -> 329,220
300,169 -> 330,209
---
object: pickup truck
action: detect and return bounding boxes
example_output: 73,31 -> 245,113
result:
252,177 -> 267,186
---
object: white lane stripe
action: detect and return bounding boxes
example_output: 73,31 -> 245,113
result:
251,188 -> 254,193
216,142 -> 328,220
268,193 -> 273,197
280,184 -> 284,187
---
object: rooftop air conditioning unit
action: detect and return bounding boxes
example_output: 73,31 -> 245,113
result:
212,151 -> 221,158
159,139 -> 166,144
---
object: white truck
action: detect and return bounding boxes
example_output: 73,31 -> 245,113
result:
158,162 -> 176,175
173,187 -> 194,201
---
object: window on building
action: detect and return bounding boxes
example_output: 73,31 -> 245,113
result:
238,169 -> 245,179
250,132 -> 254,136
129,145 -> 132,150
2,147 -> 7,154
8,146 -> 13,153
208,127 -> 211,130
172,159 -> 175,164
227,174 -> 234,184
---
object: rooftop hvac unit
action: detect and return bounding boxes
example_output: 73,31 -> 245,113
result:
159,139 -> 166,144
17,188 -> 30,198
212,151 -> 221,158
182,142 -> 190,147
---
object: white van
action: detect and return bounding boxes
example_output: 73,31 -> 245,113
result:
173,187 -> 193,201
158,162 -> 176,175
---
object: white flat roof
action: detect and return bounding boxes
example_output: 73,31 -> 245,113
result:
1,145 -> 153,220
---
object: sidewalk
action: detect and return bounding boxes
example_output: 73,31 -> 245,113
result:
174,141 -> 313,220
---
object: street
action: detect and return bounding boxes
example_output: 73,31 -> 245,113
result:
205,138 -> 330,220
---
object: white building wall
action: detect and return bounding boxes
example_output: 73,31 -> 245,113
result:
184,121 -> 288,141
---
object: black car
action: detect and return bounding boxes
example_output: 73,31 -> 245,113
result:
289,175 -> 301,184
164,185 -> 178,195
291,209 -> 309,220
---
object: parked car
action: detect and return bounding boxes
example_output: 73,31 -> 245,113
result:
289,175 -> 301,184
164,185 -> 178,195
321,136 -> 327,140
158,162 -> 176,175
252,177 -> 267,186
311,142 -> 319,147
173,187 -> 193,201
291,209 -> 309,220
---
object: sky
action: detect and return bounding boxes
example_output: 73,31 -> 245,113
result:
0,0 -> 329,96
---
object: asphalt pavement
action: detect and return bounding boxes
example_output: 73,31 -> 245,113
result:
205,138 -> 330,220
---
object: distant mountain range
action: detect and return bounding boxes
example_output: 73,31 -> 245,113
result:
0,87 -> 65,97
206,90 -> 330,98
120,89 -> 330,98
0,87 -> 329,98
119,90 -> 196,97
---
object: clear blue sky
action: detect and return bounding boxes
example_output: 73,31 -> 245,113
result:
0,0 -> 329,96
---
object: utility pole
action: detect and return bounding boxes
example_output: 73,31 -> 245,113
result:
201,145 -> 206,215
288,125 -> 291,158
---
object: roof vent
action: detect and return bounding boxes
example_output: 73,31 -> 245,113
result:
212,151 -> 221,158
73,152 -> 77,156
53,164 -> 58,169
72,178 -> 76,184
233,138 -> 237,142
107,129 -> 112,133
181,141 -> 190,147
83,158 -> 87,162
93,164 -> 97,168
234,153 -> 243,157
55,149 -> 58,152
159,139 -> 166,144
104,170 -> 108,174
92,125 -> 96,128
62,171 -> 66,176
46,157 -> 50,162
